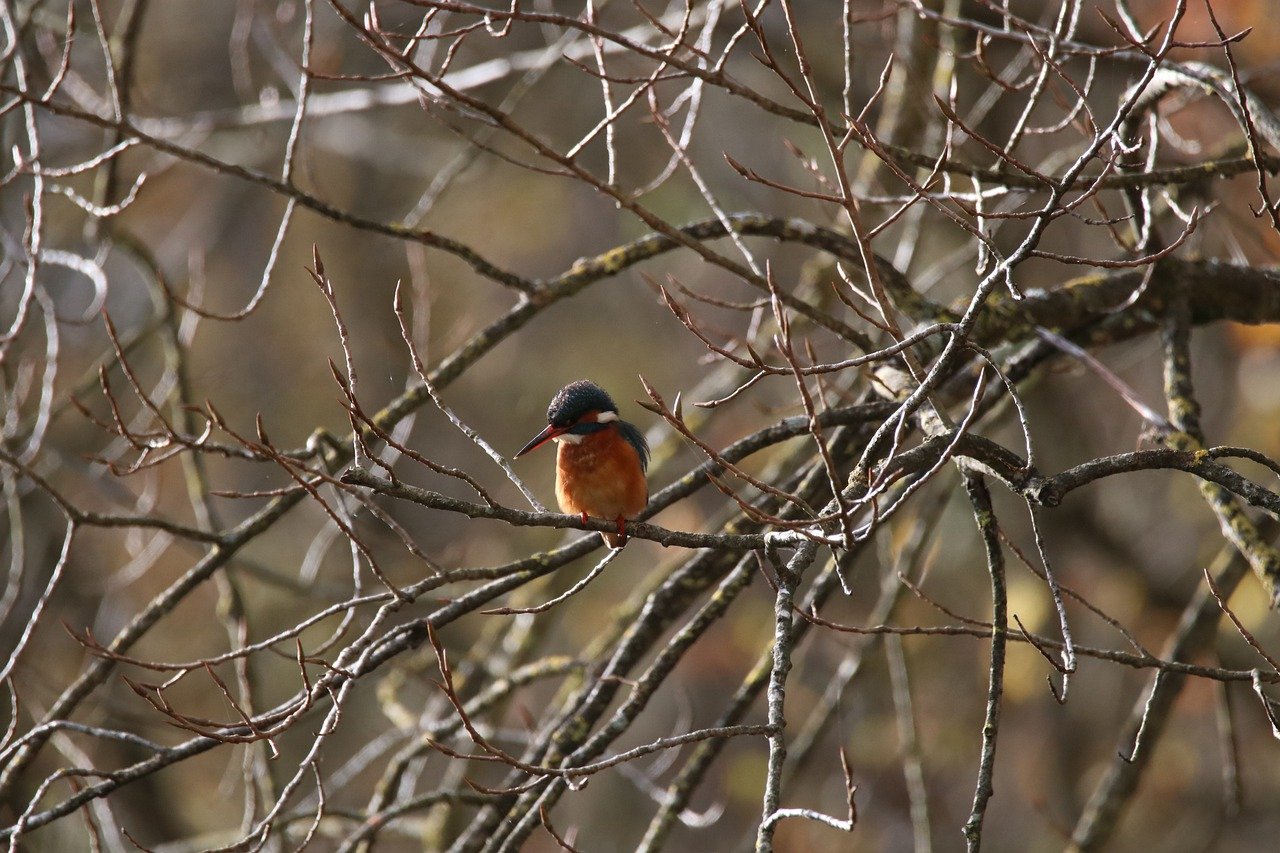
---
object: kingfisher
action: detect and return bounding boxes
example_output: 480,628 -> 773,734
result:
515,380 -> 649,548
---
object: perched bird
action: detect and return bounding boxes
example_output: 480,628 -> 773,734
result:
515,380 -> 649,548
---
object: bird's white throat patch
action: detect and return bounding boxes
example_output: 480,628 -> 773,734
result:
553,433 -> 585,445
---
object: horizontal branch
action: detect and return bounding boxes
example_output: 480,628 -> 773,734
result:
340,468 -> 783,550
1049,448 -> 1280,516
803,617 -> 1280,684
974,260 -> 1280,347
345,426 -> 1280,553
892,432 -> 1280,518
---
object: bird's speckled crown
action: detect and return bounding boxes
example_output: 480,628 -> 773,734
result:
547,380 -> 617,426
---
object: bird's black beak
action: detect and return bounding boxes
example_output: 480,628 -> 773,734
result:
515,423 -> 565,458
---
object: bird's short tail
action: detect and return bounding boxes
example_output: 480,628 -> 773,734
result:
605,516 -> 629,549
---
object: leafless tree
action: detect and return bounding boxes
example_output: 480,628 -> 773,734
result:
2,0 -> 1280,849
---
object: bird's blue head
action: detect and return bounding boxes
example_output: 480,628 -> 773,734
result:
547,380 -> 617,427
516,380 -> 648,471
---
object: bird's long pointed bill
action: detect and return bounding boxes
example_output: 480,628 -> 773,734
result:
515,424 -> 564,458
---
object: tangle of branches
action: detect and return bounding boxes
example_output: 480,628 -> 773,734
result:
1,1 -> 1280,850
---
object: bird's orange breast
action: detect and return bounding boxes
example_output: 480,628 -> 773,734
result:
555,427 -> 648,521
